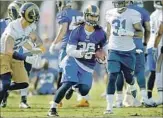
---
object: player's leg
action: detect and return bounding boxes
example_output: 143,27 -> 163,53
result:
146,48 -> 157,105
48,57 -> 78,116
19,61 -> 32,109
115,72 -> 124,108
0,54 -> 12,105
76,68 -> 93,107
105,58 -> 121,114
0,73 -> 11,105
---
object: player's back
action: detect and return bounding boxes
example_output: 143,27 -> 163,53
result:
56,8 -> 83,48
106,8 -> 141,51
147,9 -> 162,49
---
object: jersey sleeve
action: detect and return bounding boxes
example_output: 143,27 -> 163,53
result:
142,9 -> 150,22
5,22 -> 17,39
68,27 -> 79,45
131,10 -> 141,24
100,31 -> 108,47
57,11 -> 70,24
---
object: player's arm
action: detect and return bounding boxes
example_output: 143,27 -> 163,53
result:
49,23 -> 68,54
4,34 -> 15,55
106,23 -> 111,42
154,22 -> 163,48
144,21 -> 150,45
30,31 -> 43,47
133,22 -> 143,38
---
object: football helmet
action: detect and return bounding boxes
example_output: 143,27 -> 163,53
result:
130,0 -> 144,7
8,1 -> 25,20
56,0 -> 72,11
83,5 -> 100,26
154,0 -> 163,9
112,0 -> 129,11
20,2 -> 40,23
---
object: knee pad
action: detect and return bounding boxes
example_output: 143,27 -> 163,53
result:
78,84 -> 90,96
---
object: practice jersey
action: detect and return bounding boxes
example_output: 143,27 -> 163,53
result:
128,4 -> 150,49
0,18 -> 10,37
56,8 -> 83,48
68,24 -> 107,70
36,68 -> 58,91
147,9 -> 163,49
0,18 -> 36,53
105,8 -> 141,51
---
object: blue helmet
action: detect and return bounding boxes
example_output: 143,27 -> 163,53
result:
83,5 -> 100,26
20,2 -> 40,23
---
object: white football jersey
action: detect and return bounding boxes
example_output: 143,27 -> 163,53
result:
105,8 -> 141,51
0,18 -> 36,53
147,9 -> 163,49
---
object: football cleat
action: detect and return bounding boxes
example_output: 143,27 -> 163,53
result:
123,94 -> 134,107
1,92 -> 9,108
113,101 -> 123,108
75,98 -> 89,107
141,98 -> 157,107
65,88 -> 74,100
103,110 -> 113,114
19,102 -> 31,109
133,98 -> 142,107
47,108 -> 59,117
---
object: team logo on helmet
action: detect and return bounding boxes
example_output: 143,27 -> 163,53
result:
83,5 -> 100,26
56,0 -> 72,11
20,2 -> 40,23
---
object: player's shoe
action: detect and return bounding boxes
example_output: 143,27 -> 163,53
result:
123,94 -> 134,107
133,98 -> 142,107
113,101 -> 123,108
47,108 -> 59,117
65,88 -> 74,100
75,98 -> 89,107
103,110 -> 113,114
19,102 -> 31,109
1,91 -> 9,108
141,98 -> 157,107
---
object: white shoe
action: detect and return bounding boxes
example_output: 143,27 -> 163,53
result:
141,98 -> 157,107
19,102 -> 31,109
133,98 -> 142,107
123,94 -> 134,107
104,110 -> 113,114
113,101 -> 123,108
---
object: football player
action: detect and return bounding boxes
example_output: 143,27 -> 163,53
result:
115,0 -> 154,107
147,0 -> 163,106
0,2 -> 42,105
105,0 -> 143,114
48,5 -> 108,116
34,59 -> 58,95
49,0 -> 90,107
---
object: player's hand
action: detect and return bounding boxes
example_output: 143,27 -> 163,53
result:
25,55 -> 41,65
136,49 -> 143,54
49,43 -> 55,55
117,28 -> 134,37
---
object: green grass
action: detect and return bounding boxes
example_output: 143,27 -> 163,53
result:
1,82 -> 163,118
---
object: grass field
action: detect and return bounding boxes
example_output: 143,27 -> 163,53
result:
0,82 -> 163,118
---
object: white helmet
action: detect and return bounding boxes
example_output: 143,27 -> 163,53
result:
154,0 -> 163,9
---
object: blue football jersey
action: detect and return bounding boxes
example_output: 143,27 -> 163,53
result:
56,8 -> 83,48
68,24 -> 107,69
128,5 -> 150,49
37,68 -> 58,90
0,18 -> 10,37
